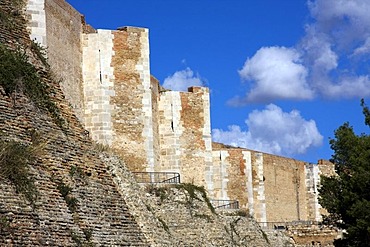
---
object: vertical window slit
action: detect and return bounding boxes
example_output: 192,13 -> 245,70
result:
98,49 -> 102,83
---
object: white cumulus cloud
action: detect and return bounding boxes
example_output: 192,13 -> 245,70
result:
162,67 -> 204,91
230,46 -> 313,105
231,0 -> 370,104
212,104 -> 323,156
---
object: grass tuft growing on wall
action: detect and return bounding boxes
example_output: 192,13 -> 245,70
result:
0,139 -> 41,207
57,181 -> 78,213
174,183 -> 216,214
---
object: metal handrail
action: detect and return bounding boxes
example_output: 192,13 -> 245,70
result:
257,221 -> 320,230
132,172 -> 180,184
210,199 -> 239,209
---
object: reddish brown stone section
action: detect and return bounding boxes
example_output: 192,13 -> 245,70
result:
111,28 -> 147,171
179,87 -> 209,185
151,76 -> 161,167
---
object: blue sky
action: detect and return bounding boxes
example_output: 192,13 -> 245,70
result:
67,0 -> 370,163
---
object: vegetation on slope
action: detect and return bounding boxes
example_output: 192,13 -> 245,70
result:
0,0 -> 65,129
0,135 -> 44,207
0,44 -> 65,128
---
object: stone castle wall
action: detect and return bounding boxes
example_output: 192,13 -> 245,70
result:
81,26 -> 156,172
211,144 -> 332,224
27,0 -> 85,122
25,0 -> 335,229
111,27 -> 155,172
150,76 -> 162,169
158,87 -> 213,187
44,0 -> 85,121
0,1 -> 151,244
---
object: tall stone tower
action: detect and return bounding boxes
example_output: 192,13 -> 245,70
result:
82,27 -> 156,172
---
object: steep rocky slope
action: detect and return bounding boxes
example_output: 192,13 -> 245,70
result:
103,154 -> 293,246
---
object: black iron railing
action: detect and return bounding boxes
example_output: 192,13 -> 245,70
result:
132,172 -> 180,184
210,199 -> 239,209
257,221 -> 319,230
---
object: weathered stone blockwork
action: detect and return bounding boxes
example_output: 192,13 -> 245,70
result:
111,27 -> 155,172
158,87 -> 212,186
0,2 -> 151,244
81,26 -> 156,172
211,144 -> 334,224
27,0 -> 85,122
23,0 -> 338,245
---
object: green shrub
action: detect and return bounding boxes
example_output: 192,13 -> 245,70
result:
70,165 -> 85,180
224,209 -> 249,217
0,216 -> 10,232
71,230 -> 83,246
194,213 -> 212,222
0,140 -> 39,207
0,45 -> 65,129
157,217 -> 170,233
0,1 -> 24,30
30,40 -> 48,67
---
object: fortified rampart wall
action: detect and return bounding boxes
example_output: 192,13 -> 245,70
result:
211,144 -> 335,223
27,0 -> 85,121
158,87 -> 213,187
82,27 -> 156,172
0,1 -> 152,244
26,0 -> 335,227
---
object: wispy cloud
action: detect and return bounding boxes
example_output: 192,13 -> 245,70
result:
212,104 -> 323,156
231,0 -> 370,105
162,67 -> 204,91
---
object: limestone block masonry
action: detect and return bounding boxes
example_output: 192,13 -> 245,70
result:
110,27 -> 155,172
158,91 -> 183,173
82,26 -> 155,172
158,87 -> 213,187
211,144 -> 334,225
82,29 -> 115,146
26,0 -> 47,45
27,0 -> 86,122
24,1 -> 338,245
